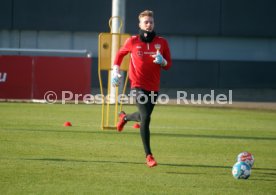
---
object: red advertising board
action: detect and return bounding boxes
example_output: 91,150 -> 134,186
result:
33,56 -> 91,99
0,55 -> 91,100
0,56 -> 33,99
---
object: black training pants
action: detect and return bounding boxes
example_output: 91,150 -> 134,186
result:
125,88 -> 158,156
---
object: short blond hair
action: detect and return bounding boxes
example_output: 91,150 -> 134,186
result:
138,10 -> 154,20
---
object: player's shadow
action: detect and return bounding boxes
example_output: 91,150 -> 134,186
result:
17,157 -> 231,170
160,163 -> 231,169
18,157 -> 143,165
165,171 -> 205,175
249,178 -> 276,181
22,157 -> 230,169
151,132 -> 276,141
7,128 -> 276,141
16,157 -> 276,173
249,172 -> 276,182
253,171 -> 276,177
161,163 -> 276,172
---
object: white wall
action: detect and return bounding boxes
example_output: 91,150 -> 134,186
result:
0,30 -> 98,57
1,30 -> 276,62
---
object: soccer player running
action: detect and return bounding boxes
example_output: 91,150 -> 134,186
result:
111,10 -> 172,168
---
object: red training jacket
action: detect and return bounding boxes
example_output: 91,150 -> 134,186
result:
114,35 -> 172,91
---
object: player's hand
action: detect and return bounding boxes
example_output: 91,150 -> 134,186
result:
111,65 -> 121,87
152,50 -> 167,67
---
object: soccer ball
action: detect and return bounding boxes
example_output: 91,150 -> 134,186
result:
237,152 -> 254,168
232,162 -> 251,179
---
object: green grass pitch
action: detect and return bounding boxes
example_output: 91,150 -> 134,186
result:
0,102 -> 276,194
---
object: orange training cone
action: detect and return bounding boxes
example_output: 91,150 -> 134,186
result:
133,123 -> 140,129
63,121 -> 72,127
